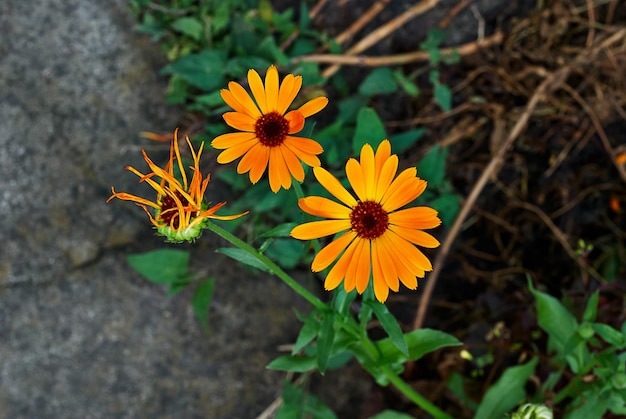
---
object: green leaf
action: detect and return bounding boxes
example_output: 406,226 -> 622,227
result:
331,288 -> 357,316
434,81 -> 453,112
192,278 -> 215,329
393,70 -> 420,96
377,329 -> 461,365
276,380 -> 338,419
430,193 -> 460,227
389,128 -> 425,153
317,311 -> 335,373
353,107 -> 387,155
473,358 -> 539,419
528,279 -> 578,354
258,223 -> 299,238
161,50 -> 226,91
267,354 -> 317,372
293,311 -> 321,353
170,17 -> 204,41
369,410 -> 414,419
358,67 -> 398,96
583,291 -> 599,322
417,145 -> 448,188
127,249 -> 190,285
366,301 -> 409,356
593,323 -> 625,348
264,238 -> 304,269
216,247 -> 272,273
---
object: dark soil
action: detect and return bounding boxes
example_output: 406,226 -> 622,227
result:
294,0 -> 626,417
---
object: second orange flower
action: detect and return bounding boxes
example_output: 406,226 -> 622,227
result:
212,65 -> 328,193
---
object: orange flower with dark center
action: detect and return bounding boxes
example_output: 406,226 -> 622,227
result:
108,129 -> 246,242
291,140 -> 442,303
212,65 -> 328,193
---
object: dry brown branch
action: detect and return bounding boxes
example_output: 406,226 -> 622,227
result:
438,0 -> 475,29
334,0 -> 392,46
295,31 -> 503,68
320,0 -> 441,78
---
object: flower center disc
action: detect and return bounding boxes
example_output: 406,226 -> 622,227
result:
255,111 -> 289,147
159,191 -> 189,229
350,201 -> 389,240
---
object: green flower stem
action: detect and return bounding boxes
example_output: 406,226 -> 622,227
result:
207,221 -> 450,418
381,365 -> 453,419
207,221 -> 327,311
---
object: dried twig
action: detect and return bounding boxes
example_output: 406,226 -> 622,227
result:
320,0 -> 441,78
334,0 -> 392,46
294,31 -> 503,68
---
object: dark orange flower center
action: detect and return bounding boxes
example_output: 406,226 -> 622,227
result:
159,191 -> 189,229
350,201 -> 389,240
255,111 -> 289,147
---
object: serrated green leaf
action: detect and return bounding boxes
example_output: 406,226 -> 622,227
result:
366,301 -> 408,356
127,249 -> 190,285
353,107 -> 387,155
474,358 -> 539,419
216,247 -> 272,273
192,278 -> 215,330
393,70 -> 420,96
264,238 -> 304,269
358,67 -> 398,96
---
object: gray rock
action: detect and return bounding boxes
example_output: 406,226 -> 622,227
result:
0,0 -> 314,417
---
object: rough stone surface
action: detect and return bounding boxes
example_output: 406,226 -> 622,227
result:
0,1 -> 310,417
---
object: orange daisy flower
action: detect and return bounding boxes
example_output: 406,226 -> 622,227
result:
291,140 -> 441,303
211,65 -> 328,193
108,129 -> 247,242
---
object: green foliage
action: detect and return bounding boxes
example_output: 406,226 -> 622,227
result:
276,380 -> 337,419
473,358 -> 539,419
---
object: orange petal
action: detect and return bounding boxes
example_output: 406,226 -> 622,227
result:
298,196 -> 352,219
216,139 -> 257,164
285,110 -> 305,134
324,238 -> 359,292
382,177 -> 426,212
354,240 -> 371,294
227,81 -> 262,118
343,238 -> 364,293
278,74 -> 302,115
345,158 -> 367,202
237,142 -> 265,175
284,136 -> 323,155
220,88 -> 250,115
248,145 -> 270,184
373,237 -> 399,291
223,112 -> 256,132
280,145 -> 305,182
311,231 -> 357,272
388,225 -> 440,248
297,96 -> 328,117
371,241 -> 390,302
374,154 -> 399,202
388,207 -> 442,230
374,139 -> 392,171
212,132 -> 257,149
313,167 -> 357,208
387,232 -> 433,272
290,219 -> 352,240
265,65 -> 279,111
247,68 -> 268,114
359,143 -> 376,200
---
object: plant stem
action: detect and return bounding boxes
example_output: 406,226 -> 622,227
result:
207,221 -> 327,311
381,365 -> 454,419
